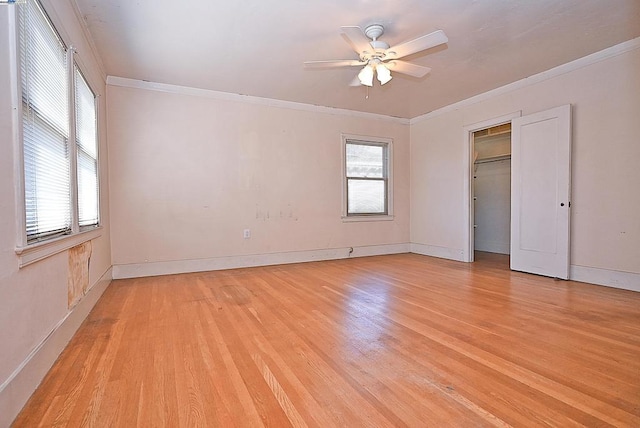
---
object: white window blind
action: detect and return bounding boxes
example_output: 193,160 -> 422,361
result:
74,66 -> 99,228
345,141 -> 388,215
19,0 -> 71,242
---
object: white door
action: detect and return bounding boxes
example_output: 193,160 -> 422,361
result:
511,105 -> 571,278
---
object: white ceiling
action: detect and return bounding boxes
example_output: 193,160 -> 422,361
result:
74,0 -> 640,119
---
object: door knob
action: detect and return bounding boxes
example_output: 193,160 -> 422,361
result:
560,203 -> 565,206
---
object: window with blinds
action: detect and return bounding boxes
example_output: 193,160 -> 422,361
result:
20,0 -> 70,242
345,140 -> 389,216
18,0 -> 99,244
74,66 -> 99,228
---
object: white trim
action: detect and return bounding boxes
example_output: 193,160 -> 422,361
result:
113,244 -> 410,279
570,265 -> 640,293
410,37 -> 640,124
408,247 -> 639,293
353,243 -> 408,258
8,5 -> 27,250
68,47 -> 79,234
0,266 -> 112,428
106,76 -> 410,125
462,112 -> 521,263
15,227 -> 102,267
410,245 -> 639,292
341,215 -> 394,223
410,243 -> 466,262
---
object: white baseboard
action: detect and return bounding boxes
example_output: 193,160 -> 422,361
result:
409,243 -> 466,262
0,267 -> 112,428
351,243 -> 409,258
570,265 -> 640,292
113,243 -> 411,279
409,245 -> 639,292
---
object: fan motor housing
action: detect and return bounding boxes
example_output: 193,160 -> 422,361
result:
364,24 -> 384,40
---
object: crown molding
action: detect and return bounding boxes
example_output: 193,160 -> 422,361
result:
410,36 -> 640,124
106,76 -> 410,125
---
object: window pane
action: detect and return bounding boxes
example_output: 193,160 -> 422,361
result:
23,114 -> 71,239
20,0 -> 68,136
77,150 -> 98,226
346,143 -> 384,178
74,67 -> 97,158
348,179 -> 386,214
75,66 -> 99,227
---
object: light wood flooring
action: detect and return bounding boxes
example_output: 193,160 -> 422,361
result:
13,252 -> 640,427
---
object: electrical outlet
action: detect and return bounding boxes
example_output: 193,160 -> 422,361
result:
243,229 -> 251,239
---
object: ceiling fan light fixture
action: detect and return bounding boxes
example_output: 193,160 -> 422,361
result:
305,25 -> 447,88
376,64 -> 392,85
358,65 -> 374,86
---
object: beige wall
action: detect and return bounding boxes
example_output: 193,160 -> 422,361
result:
0,1 -> 111,425
410,45 -> 640,277
107,84 -> 410,271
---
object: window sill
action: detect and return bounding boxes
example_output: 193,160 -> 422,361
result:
341,215 -> 394,223
15,227 -> 103,268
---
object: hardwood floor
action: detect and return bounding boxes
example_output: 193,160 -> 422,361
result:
13,253 -> 640,427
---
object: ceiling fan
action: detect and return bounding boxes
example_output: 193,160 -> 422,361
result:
304,24 -> 448,87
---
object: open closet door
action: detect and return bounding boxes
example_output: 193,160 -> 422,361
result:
511,105 -> 571,279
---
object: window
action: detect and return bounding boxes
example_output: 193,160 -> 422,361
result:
74,66 -> 99,228
18,0 -> 99,246
343,136 -> 392,218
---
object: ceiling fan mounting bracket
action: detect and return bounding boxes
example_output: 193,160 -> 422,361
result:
364,24 -> 384,40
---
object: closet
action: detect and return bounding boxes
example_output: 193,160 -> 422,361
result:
473,124 -> 511,255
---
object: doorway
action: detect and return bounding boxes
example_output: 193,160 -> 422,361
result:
462,111 -> 520,263
463,106 -> 571,277
472,124 -> 511,260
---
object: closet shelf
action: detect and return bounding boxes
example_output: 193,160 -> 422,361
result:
475,154 -> 511,164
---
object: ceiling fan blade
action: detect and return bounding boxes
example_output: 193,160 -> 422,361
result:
304,59 -> 367,68
386,30 -> 448,59
341,26 -> 372,54
386,60 -> 431,78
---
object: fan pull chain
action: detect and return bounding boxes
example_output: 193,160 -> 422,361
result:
365,85 -> 369,99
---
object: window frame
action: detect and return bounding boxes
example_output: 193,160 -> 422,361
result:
341,134 -> 394,222
11,0 -> 102,266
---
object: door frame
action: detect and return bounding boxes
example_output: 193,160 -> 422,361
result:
462,111 -> 521,263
